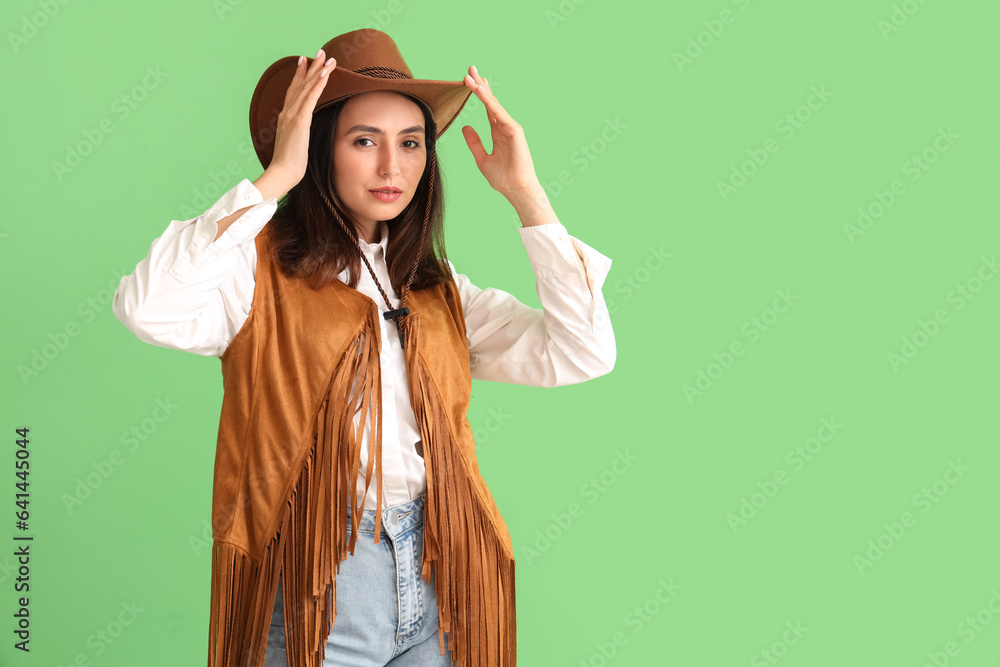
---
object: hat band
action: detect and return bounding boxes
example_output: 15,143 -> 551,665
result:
353,65 -> 411,80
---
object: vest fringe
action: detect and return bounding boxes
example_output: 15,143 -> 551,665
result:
208,308 -> 384,667
403,312 -> 517,666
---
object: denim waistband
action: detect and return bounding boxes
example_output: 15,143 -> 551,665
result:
347,493 -> 425,537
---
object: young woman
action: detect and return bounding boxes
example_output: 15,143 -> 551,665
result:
113,29 -> 615,667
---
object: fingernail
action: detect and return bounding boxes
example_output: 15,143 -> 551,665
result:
316,48 -> 323,58
297,56 -> 304,66
472,65 -> 479,76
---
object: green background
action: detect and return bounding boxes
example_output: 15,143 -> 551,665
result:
2,0 -> 998,665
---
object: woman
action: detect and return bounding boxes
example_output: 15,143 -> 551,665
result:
113,29 -> 615,667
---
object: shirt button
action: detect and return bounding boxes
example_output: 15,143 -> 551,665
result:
387,509 -> 399,526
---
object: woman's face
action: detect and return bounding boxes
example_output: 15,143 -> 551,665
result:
332,90 -> 428,239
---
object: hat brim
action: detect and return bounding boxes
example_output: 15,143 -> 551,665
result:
249,56 -> 474,170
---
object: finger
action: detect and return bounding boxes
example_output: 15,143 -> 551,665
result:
309,49 -> 328,72
464,73 -> 511,127
466,65 -> 494,98
284,52 -> 323,115
462,72 -> 492,124
461,125 -> 489,163
283,55 -> 308,108
481,78 -> 498,125
304,51 -> 332,91
290,53 -> 335,117
305,56 -> 336,106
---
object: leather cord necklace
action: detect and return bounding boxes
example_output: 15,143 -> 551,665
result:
306,152 -> 435,348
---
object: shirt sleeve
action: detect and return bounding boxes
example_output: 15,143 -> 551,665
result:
450,222 -> 616,387
112,178 -> 277,357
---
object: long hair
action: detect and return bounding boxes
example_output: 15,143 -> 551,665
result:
267,92 -> 452,293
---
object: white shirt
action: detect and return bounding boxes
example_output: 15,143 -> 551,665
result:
113,178 -> 615,511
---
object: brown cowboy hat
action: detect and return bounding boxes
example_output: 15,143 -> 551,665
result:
248,28 -> 473,170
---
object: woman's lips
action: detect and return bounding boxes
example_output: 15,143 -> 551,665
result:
369,189 -> 402,202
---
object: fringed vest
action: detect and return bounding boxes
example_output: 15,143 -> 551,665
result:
207,224 -> 516,666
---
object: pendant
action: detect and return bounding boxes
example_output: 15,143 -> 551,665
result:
383,307 -> 409,348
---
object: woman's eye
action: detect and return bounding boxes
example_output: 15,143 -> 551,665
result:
354,138 -> 420,148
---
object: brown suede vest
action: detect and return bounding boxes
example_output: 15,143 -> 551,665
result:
207,224 -> 515,666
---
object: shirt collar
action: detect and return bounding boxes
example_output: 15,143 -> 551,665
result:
357,220 -> 389,257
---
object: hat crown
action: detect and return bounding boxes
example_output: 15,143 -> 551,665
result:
322,29 -> 413,80
249,29 -> 473,169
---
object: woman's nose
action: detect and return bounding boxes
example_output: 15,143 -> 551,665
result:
379,146 -> 400,176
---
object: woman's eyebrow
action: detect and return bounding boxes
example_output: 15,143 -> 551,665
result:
345,124 -> 425,135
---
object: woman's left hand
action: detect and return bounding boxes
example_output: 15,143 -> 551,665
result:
461,66 -> 543,203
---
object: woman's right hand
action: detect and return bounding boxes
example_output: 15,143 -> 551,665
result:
265,49 -> 337,193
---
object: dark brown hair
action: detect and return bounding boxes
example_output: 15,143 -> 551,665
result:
267,92 -> 451,293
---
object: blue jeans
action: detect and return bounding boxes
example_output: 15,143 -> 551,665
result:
260,494 -> 453,666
